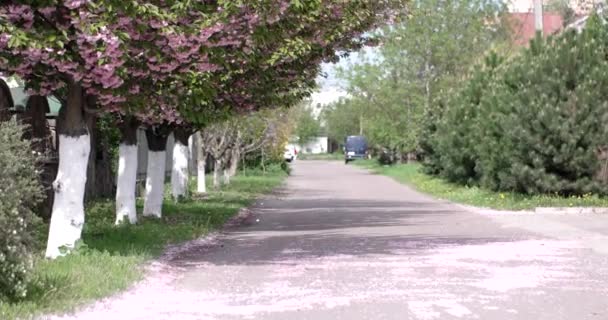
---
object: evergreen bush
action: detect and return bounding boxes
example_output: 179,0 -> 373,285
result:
419,96 -> 447,175
478,17 -> 608,195
430,14 -> 608,196
0,120 -> 43,301
435,53 -> 502,185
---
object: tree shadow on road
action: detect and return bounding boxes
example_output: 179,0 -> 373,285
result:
169,198 -> 530,267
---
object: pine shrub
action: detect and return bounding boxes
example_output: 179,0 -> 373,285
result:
430,14 -> 608,196
478,17 -> 608,195
435,53 -> 503,185
0,120 -> 43,301
419,96 -> 447,175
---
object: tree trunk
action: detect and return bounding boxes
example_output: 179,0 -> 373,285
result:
195,132 -> 207,194
45,81 -> 90,259
197,152 -> 207,193
24,95 -> 54,220
188,134 -> 196,176
115,118 -> 139,224
261,149 -> 266,173
213,158 -> 222,188
228,147 -> 240,178
84,98 -> 115,201
0,78 -> 13,122
359,114 -> 363,136
94,143 -> 115,197
171,128 -> 191,201
84,111 -> 97,202
407,152 -> 417,163
24,95 -> 50,153
143,127 -> 169,218
223,168 -> 230,185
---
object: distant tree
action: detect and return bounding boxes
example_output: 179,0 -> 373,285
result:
322,98 -> 362,145
295,104 -> 321,144
331,0 -> 508,159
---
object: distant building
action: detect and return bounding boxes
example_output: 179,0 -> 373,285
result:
288,137 -> 329,155
507,0 -> 598,15
506,12 -> 564,45
505,1 -> 605,45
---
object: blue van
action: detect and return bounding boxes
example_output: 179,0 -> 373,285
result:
344,135 -> 367,164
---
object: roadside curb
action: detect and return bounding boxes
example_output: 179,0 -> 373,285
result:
453,203 -> 533,215
354,162 -> 608,215
455,203 -> 608,215
535,207 -> 608,214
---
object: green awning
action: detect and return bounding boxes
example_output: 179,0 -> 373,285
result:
9,86 -> 61,117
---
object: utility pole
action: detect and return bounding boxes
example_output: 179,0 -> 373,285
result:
534,0 -> 544,34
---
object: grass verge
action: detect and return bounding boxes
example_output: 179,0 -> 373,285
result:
1,170 -> 286,320
296,153 -> 343,161
355,160 -> 608,210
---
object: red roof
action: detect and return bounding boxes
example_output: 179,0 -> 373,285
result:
507,13 -> 564,46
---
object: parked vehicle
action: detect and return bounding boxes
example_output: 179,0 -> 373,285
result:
344,135 -> 367,164
284,147 -> 295,162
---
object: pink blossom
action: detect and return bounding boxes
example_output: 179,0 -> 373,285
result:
64,0 -> 88,10
128,85 -> 140,94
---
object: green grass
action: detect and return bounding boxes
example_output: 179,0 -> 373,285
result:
0,171 -> 286,320
296,153 -> 343,161
356,160 -> 608,210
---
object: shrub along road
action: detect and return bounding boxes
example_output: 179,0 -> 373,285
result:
52,161 -> 608,320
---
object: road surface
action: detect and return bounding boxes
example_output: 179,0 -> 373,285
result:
55,161 -> 608,320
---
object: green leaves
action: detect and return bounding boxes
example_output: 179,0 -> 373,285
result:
429,13 -> 608,196
294,103 -> 321,144
0,120 -> 43,301
328,0 -> 504,156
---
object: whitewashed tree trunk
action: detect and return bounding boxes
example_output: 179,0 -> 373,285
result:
45,134 -> 90,258
45,81 -> 90,259
197,150 -> 207,193
115,144 -> 138,224
213,158 -> 222,188
223,168 -> 231,185
228,148 -> 240,177
188,134 -> 195,174
171,140 -> 189,200
143,150 -> 166,218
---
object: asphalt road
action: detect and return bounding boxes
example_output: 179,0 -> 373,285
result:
55,160 -> 608,320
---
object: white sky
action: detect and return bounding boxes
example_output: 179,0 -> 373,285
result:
309,0 -> 543,108
311,47 -> 378,108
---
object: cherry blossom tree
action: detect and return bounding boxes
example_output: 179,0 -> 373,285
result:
0,0 -> 263,257
0,0 -> 406,257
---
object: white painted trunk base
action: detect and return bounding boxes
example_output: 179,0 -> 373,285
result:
143,150 -> 166,218
228,154 -> 239,177
223,169 -> 231,185
188,135 -> 195,174
197,152 -> 207,193
46,134 -> 90,259
171,141 -> 189,200
115,144 -> 138,224
213,160 -> 222,188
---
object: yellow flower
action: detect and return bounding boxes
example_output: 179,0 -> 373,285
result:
500,193 -> 505,199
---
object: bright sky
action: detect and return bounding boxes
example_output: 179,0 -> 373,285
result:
309,0 -> 542,108
311,47 -> 378,108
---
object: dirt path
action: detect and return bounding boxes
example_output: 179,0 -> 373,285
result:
50,161 -> 608,320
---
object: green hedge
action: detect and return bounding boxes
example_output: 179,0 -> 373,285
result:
434,53 -> 503,185
0,120 -> 43,301
426,14 -> 608,196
